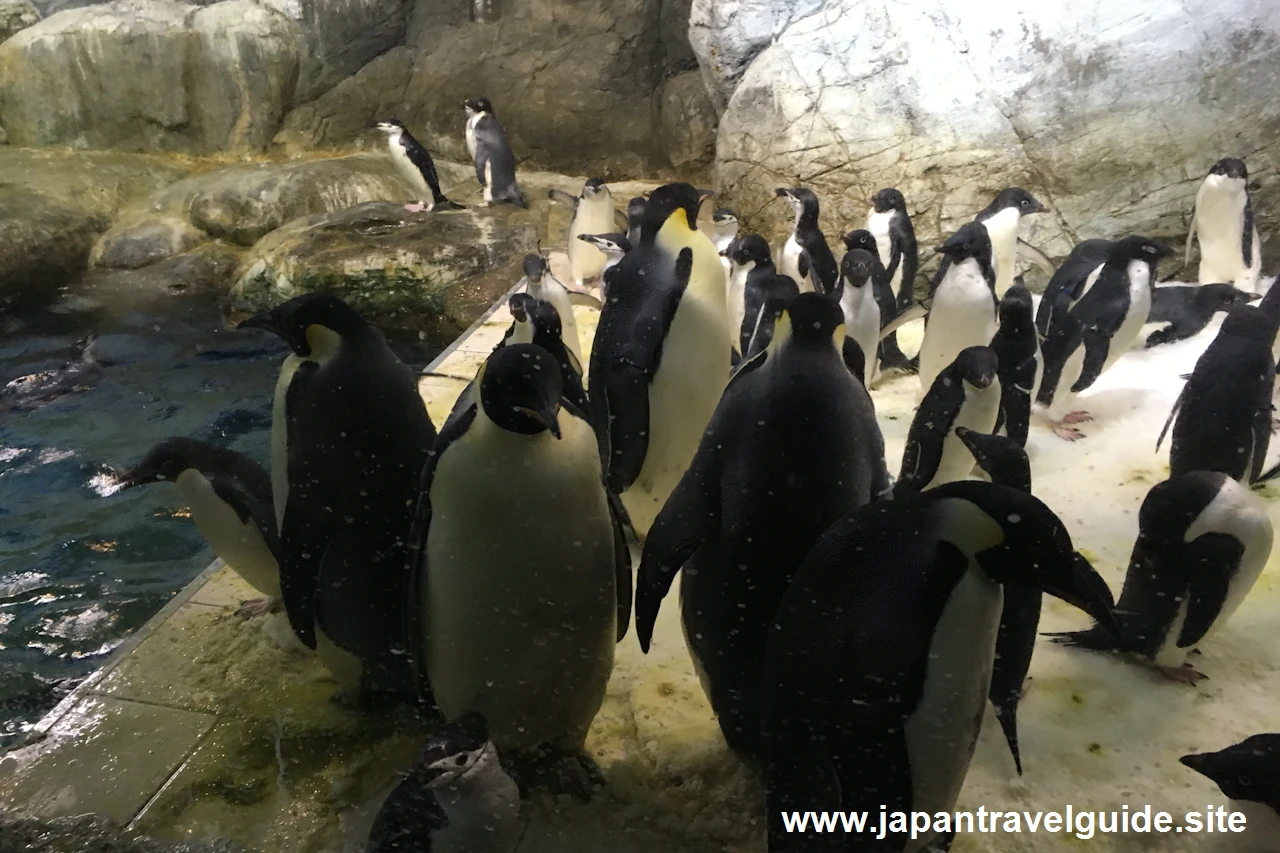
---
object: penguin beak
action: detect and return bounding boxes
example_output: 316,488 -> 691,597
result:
1029,197 -> 1048,214
1038,552 -> 1121,640
237,311 -> 280,336
515,405 -> 562,439
696,188 -> 715,203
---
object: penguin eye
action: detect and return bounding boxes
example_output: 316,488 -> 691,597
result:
1020,199 -> 1029,207
1239,775 -> 1252,786
455,755 -> 469,766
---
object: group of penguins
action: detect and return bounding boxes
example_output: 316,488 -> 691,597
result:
108,99 -> 1280,853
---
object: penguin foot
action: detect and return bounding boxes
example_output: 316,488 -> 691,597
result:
506,746 -> 605,802
234,596 -> 278,619
1157,663 -> 1209,686
403,201 -> 428,213
1062,410 -> 1093,424
1053,423 -> 1086,441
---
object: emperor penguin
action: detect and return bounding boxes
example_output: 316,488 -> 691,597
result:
1157,304 -> 1278,486
517,254 -> 582,366
588,182 -> 730,538
841,228 -> 911,373
372,119 -> 462,213
238,293 -> 436,702
831,247 -> 881,388
409,343 -> 629,799
1037,235 -> 1170,440
1035,238 -> 1112,338
917,221 -> 998,395
988,280 -> 1042,448
1181,734 -> 1280,842
1146,282 -> 1260,347
761,481 -> 1117,852
122,437 -> 280,618
1051,471 -> 1273,685
461,97 -> 526,208
548,178 -> 627,288
358,713 -> 524,853
896,346 -> 1002,495
636,293 -> 890,756
576,233 -> 631,298
972,186 -> 1047,297
1186,158 -> 1262,291
723,234 -> 776,358
774,187 -> 838,294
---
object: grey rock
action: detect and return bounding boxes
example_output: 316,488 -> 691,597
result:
659,70 -> 716,174
0,0 -> 39,43
0,189 -> 106,309
80,242 -> 243,296
0,148 -> 192,219
91,216 -> 207,269
661,0 -> 697,73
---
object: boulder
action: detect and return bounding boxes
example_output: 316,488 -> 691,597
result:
231,202 -> 540,328
78,242 -> 244,298
659,70 -> 716,175
0,148 -> 191,219
91,217 -> 207,270
0,189 -> 106,308
0,0 -> 39,43
714,0 -> 1280,271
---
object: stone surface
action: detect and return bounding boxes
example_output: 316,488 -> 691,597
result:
659,69 -> 717,174
78,243 -> 244,296
91,217 -> 208,270
714,0 -> 1280,271
0,0 -> 39,43
0,189 -> 105,308
0,148 -> 192,219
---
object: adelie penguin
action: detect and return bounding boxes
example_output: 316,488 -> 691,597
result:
548,178 -> 628,288
1186,157 -> 1262,292
1050,470 -> 1273,685
989,279 -> 1043,447
238,293 -> 436,703
462,97 -> 526,208
774,187 -> 838,295
842,228 -> 911,374
121,437 -> 280,619
866,187 -> 919,315
635,293 -> 889,756
588,182 -> 729,538
831,246 -> 881,388
723,234 -> 777,359
1181,734 -> 1280,842
969,186 -> 1047,298
1146,281 -> 1260,347
1035,238 -> 1113,338
916,222 -> 998,396
760,480 -> 1117,853
408,343 -> 630,800
373,118 -> 462,213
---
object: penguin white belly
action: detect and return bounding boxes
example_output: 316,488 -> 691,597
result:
1233,800 -> 1280,846
567,197 -> 615,285
316,623 -> 363,690
1031,345 -> 1045,401
840,284 -> 880,387
778,235 -> 811,293
918,260 -> 997,393
982,207 -> 1021,298
388,139 -> 430,199
1101,260 -> 1153,373
175,471 -> 280,599
1152,595 -> 1193,669
526,279 -> 583,365
1184,481 -> 1274,632
482,161 -> 493,204
727,262 -> 752,352
903,562 -> 1002,852
270,354 -> 304,529
1047,345 -> 1086,421
1194,182 -> 1249,285
924,382 -> 1001,490
465,114 -> 480,162
425,414 -> 616,750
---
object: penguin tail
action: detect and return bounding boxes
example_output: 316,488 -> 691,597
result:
992,703 -> 1023,776
1043,626 -> 1121,652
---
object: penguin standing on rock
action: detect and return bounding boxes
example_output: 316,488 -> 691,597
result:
761,481 -> 1117,852
517,254 -> 583,366
1186,158 -> 1262,291
1181,734 -> 1280,840
462,97 -> 526,208
989,280 -> 1042,448
548,178 -> 628,288
635,293 -> 889,757
831,247 -> 881,388
1050,471 -> 1273,685
774,187 -> 838,295
373,119 -> 462,213
1146,282 -> 1260,347
916,222 -> 998,395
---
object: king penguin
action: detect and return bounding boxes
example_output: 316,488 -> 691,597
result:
238,293 -> 436,702
549,178 -> 627,288
774,187 -> 838,294
588,182 -> 729,538
917,222 -> 998,395
831,247 -> 881,388
1181,734 -> 1280,842
373,118 -> 462,213
517,253 -> 583,366
1186,157 -> 1262,292
989,280 -> 1042,448
635,293 -> 889,756
1050,470 -> 1273,684
760,480 -> 1116,852
462,97 -> 526,208
409,343 -> 629,799
971,186 -> 1047,298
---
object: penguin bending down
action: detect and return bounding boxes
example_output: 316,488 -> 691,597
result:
588,183 -> 730,538
373,119 -> 462,213
1036,236 -> 1170,440
1145,282 -> 1260,347
842,228 -> 911,374
1181,734 -> 1280,840
575,233 -> 631,297
548,178 -> 627,287
1050,471 -> 1273,685
723,234 -> 776,358
122,437 -> 280,618
1035,238 -> 1113,339
238,293 -> 436,702
462,97 -> 526,208
517,254 -> 583,366
1157,304 -> 1278,486
896,346 -> 1001,495
831,247 -> 881,388
360,713 -> 523,853
970,187 -> 1047,298
635,293 -> 889,756
774,187 -> 837,294
409,344 -> 630,800
761,481 -> 1117,853
1186,158 -> 1262,291
917,222 -> 998,395
989,280 -> 1042,447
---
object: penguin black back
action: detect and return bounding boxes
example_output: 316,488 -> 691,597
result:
989,281 -> 1040,447
871,187 -> 918,310
1035,238 -> 1112,337
1146,282 -> 1260,347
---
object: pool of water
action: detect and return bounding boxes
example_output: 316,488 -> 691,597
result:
0,276 -> 443,749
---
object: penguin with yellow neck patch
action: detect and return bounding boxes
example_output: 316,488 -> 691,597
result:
238,293 -> 436,705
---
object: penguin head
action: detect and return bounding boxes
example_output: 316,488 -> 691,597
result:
775,187 -> 817,222
640,183 -> 712,241
935,220 -> 993,262
582,177 -> 608,198
955,427 -> 1031,493
478,344 -> 564,439
506,293 -> 562,348
1180,734 -> 1280,809
373,118 -> 405,135
763,273 -> 801,307
521,253 -> 549,284
871,187 -> 907,213
997,280 -> 1035,327
418,712 -> 498,789
237,293 -> 368,358
577,233 -> 631,262
772,292 -> 845,355
1220,302 -> 1275,347
1110,235 -> 1171,268
121,436 -> 213,488
1208,157 -> 1248,181
953,346 -> 998,390
840,228 -> 878,255
462,97 -> 493,116
1198,282 -> 1261,314
840,248 -> 876,287
626,196 -> 647,224
712,208 -> 738,227
724,233 -> 771,266
987,186 -> 1046,216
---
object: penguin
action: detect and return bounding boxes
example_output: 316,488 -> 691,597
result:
372,119 -> 462,213
121,437 -> 280,618
1156,304 -> 1278,486
1050,471 -> 1273,684
588,183 -> 730,538
635,293 -> 890,756
972,186 -> 1047,298
841,228 -> 912,373
866,187 -> 919,314
774,187 -> 838,294
409,343 -> 629,799
988,280 -> 1042,448
917,221 -> 998,395
1181,734 -> 1280,838
1,334 -> 106,414
1146,282 -> 1260,347
740,274 -> 802,362
760,480 -> 1117,852
896,346 -> 1002,495
625,196 -> 646,247
723,234 -> 776,357
517,253 -> 582,366
461,97 -> 526,208
238,293 -> 436,701
709,208 -> 739,254
575,233 -> 631,297
360,713 -> 524,853
548,178 -> 627,287
831,247 -> 881,388
1036,235 -> 1170,440
1186,158 -> 1262,291
1035,238 -> 1112,339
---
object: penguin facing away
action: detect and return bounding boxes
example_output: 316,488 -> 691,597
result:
988,280 -> 1042,448
635,293 -> 890,756
1186,157 -> 1262,291
760,481 -> 1117,852
409,343 -> 630,800
461,97 -> 526,208
740,274 -> 802,362
774,187 -> 838,295
1181,734 -> 1280,839
831,246 -> 881,388
1146,282 -> 1260,347
1035,238 -> 1112,339
122,437 -> 281,618
373,118 -> 462,213
625,196 -> 646,247
517,253 -> 583,366
548,178 -> 627,287
1050,471 -> 1272,685
972,186 -> 1047,298
916,221 -> 998,395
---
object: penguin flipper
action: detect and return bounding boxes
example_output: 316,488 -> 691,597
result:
607,489 -> 633,643
547,188 -> 578,211
366,768 -> 449,853
1016,238 -> 1057,278
1071,329 -> 1110,393
896,371 -> 962,494
1155,382 -> 1187,453
842,338 -> 867,387
613,208 -> 630,233
878,300 -> 929,340
278,509 -> 326,649
1242,194 -> 1255,268
989,584 -> 1043,775
1178,533 -> 1242,648
1184,204 -> 1198,269
211,476 -> 282,560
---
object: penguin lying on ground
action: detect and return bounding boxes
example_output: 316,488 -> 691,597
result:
917,222 -> 998,395
462,97 -> 526,208
548,178 -> 629,288
1035,238 -> 1113,339
1186,157 -> 1262,292
989,280 -> 1042,447
635,293 -> 888,756
830,247 -> 881,388
1,335 -> 107,414
774,187 -> 837,295
122,437 -> 280,619
841,229 -> 911,375
372,119 -> 462,213
761,481 -> 1117,853
1181,734 -> 1280,840
1050,470 -> 1273,684
1145,282 -> 1260,347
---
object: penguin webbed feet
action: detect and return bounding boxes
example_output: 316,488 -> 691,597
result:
502,744 -> 605,803
234,596 -> 279,619
1157,662 -> 1209,687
